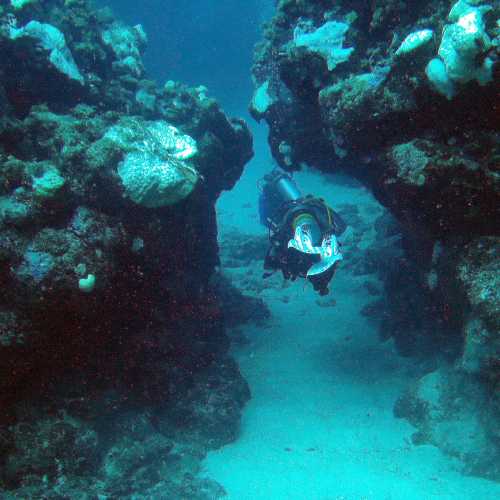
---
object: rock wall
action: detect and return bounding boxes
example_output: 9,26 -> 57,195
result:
0,0 -> 252,497
251,0 -> 499,479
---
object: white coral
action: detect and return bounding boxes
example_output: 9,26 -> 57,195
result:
9,21 -> 84,83
293,21 -> 354,71
104,120 -> 199,208
425,0 -> 494,99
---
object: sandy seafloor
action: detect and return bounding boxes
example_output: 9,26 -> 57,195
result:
203,118 -> 500,500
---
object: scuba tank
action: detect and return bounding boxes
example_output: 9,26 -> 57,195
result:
259,168 -> 302,227
274,172 -> 301,202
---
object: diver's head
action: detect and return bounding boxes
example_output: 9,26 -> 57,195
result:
291,213 -> 322,245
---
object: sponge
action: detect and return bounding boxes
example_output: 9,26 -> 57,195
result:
426,58 -> 455,100
426,1 -> 493,99
79,274 -> 96,293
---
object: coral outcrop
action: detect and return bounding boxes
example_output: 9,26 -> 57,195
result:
0,0 -> 253,497
251,0 -> 499,478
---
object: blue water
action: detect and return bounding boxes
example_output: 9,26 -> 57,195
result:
100,0 -> 272,116
95,2 -> 499,499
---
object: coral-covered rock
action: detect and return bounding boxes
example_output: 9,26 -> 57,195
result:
318,66 -> 411,154
377,139 -> 499,238
9,20 -> 84,84
102,435 -> 173,491
101,22 -> 146,78
395,367 -> 499,480
3,417 -> 99,486
0,0 -> 253,497
213,273 -> 271,328
158,357 -> 251,449
382,235 -> 500,477
251,0 -> 499,478
446,237 -> 499,376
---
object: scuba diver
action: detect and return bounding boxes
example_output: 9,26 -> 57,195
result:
258,168 -> 346,296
